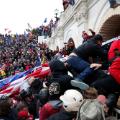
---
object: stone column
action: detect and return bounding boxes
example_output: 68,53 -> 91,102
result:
56,27 -> 64,49
74,0 -> 88,30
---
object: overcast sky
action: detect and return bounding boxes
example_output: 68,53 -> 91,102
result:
0,0 -> 63,34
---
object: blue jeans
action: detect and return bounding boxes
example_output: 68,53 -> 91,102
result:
66,55 -> 94,81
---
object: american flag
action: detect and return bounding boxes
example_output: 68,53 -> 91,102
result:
0,65 -> 50,97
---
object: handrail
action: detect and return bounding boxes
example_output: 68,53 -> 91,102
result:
102,36 -> 120,46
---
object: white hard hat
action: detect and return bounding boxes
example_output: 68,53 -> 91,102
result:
60,89 -> 83,112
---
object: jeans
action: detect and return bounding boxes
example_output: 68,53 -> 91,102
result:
66,55 -> 94,81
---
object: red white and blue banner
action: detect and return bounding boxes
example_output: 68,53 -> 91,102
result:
0,64 -> 50,97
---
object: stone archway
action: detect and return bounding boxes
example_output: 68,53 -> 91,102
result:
96,6 -> 120,41
99,15 -> 120,41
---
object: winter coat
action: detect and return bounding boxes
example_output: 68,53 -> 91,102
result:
39,100 -> 62,120
109,57 -> 120,84
49,60 -> 73,94
47,109 -> 75,120
73,40 -> 105,62
0,108 -> 17,120
108,39 -> 120,61
0,116 -> 12,120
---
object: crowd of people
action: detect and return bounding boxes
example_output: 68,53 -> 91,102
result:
0,28 -> 120,120
0,34 -> 39,79
31,18 -> 59,39
0,31 -> 78,80
0,0 -> 120,119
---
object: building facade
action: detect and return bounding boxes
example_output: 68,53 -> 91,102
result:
48,0 -> 120,50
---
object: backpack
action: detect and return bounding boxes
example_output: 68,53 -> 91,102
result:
76,99 -> 105,120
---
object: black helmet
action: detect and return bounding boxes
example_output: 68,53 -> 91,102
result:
39,88 -> 49,105
49,59 -> 67,73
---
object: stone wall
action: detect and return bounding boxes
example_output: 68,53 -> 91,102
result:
48,0 -> 120,50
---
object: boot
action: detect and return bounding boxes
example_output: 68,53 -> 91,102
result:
71,78 -> 89,90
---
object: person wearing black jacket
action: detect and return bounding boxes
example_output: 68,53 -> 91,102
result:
48,59 -> 74,95
65,34 -> 106,90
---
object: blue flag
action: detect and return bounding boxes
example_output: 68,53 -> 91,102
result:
35,56 -> 41,67
44,18 -> 47,23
